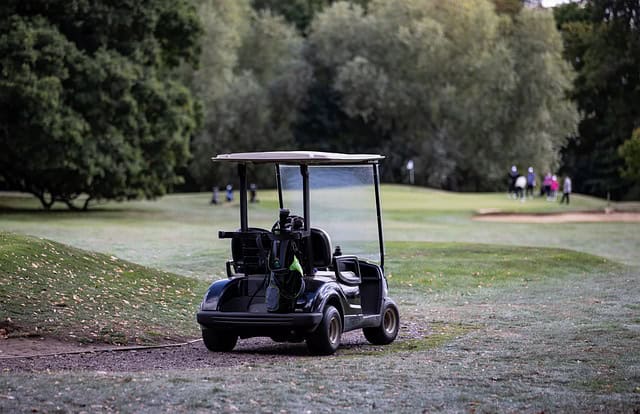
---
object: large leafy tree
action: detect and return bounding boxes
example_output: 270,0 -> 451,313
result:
302,0 -> 577,190
250,0 -> 370,33
0,0 -> 201,209
619,128 -> 640,181
555,0 -> 640,199
186,0 -> 312,189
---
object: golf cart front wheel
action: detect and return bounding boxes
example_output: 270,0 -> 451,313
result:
363,302 -> 400,345
306,305 -> 342,355
202,328 -> 238,352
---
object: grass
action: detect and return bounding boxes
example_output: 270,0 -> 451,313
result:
0,185 -> 635,345
2,187 -> 639,278
381,184 -> 610,215
0,230 -> 620,347
341,321 -> 478,356
0,232 -> 208,345
1,187 -> 639,412
385,241 -> 617,291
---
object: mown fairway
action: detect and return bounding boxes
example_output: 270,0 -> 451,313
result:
1,188 -> 639,412
1,186 -> 638,274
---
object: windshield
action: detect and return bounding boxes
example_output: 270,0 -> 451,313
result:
279,165 -> 380,263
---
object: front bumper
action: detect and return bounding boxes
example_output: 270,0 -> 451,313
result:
197,310 -> 323,330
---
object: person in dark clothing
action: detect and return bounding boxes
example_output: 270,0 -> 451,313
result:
225,184 -> 233,202
508,165 -> 518,198
249,183 -> 258,203
526,167 -> 536,199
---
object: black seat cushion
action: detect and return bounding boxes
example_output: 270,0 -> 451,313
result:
307,228 -> 332,269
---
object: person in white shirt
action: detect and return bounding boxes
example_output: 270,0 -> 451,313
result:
560,176 -> 572,204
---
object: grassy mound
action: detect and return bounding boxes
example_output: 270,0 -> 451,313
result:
385,241 -> 618,291
0,232 -> 209,345
0,232 -> 620,346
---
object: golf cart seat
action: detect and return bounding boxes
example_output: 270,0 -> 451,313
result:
230,228 -> 271,275
305,228 -> 332,270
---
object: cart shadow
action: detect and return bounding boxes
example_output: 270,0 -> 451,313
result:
229,333 -> 373,357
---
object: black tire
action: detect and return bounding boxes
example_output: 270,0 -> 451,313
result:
202,328 -> 238,352
306,305 -> 342,355
363,302 -> 400,345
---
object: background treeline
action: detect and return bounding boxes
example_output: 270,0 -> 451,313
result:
1,0 -> 638,209
184,0 -> 579,192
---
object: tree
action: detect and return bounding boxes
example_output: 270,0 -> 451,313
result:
619,128 -> 640,181
302,0 -> 577,190
0,0 -> 201,209
186,1 -> 312,189
555,0 -> 640,199
250,0 -> 370,33
492,0 -> 524,16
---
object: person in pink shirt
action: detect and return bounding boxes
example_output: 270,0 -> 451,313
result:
549,175 -> 559,201
542,173 -> 552,198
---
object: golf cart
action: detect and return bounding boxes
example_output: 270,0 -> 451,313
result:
196,151 -> 399,355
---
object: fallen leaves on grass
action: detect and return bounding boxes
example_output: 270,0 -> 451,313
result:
1,233 -> 208,345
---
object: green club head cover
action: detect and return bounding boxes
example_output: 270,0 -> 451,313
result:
289,255 -> 304,276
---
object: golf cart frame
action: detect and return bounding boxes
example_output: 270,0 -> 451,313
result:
196,151 -> 399,355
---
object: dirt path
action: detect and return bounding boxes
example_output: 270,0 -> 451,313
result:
473,210 -> 640,223
0,321 -> 432,371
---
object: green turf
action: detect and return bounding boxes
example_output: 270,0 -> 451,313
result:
2,187 -> 639,275
381,185 -> 609,215
384,241 -> 618,291
1,188 -> 638,412
0,185 -> 638,343
0,232 -> 209,345
0,229 -> 622,345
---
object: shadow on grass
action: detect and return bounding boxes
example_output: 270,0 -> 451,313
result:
0,206 -> 133,214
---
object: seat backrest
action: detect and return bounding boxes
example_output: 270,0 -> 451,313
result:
308,228 -> 332,269
231,228 -> 271,275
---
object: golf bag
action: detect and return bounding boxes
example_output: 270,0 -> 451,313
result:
266,238 -> 305,313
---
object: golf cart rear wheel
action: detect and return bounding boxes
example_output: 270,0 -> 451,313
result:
363,302 -> 400,345
202,328 -> 238,352
306,305 -> 342,355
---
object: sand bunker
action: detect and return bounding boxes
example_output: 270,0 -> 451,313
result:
473,210 -> 640,223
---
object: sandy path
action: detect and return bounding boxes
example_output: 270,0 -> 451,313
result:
473,211 -> 640,223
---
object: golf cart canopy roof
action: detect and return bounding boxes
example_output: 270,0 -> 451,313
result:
213,151 -> 384,165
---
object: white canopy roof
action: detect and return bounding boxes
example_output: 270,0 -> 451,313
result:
212,151 -> 384,164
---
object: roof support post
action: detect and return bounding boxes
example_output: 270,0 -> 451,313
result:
276,164 -> 283,209
239,163 -> 248,231
301,164 -> 310,231
301,164 -> 312,275
373,163 -> 385,272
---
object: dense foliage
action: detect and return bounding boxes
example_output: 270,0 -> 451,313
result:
0,0 -> 201,209
619,128 -> 640,181
555,0 -> 640,199
9,0 -> 626,203
295,0 -> 577,190
183,0 -> 312,188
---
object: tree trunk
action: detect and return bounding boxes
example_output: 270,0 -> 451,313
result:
36,192 -> 55,210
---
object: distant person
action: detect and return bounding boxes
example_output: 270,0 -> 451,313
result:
210,186 -> 219,205
542,173 -> 552,198
526,167 -> 536,199
560,176 -> 572,204
225,184 -> 233,202
508,165 -> 518,199
515,175 -> 527,202
549,175 -> 559,201
249,183 -> 258,203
